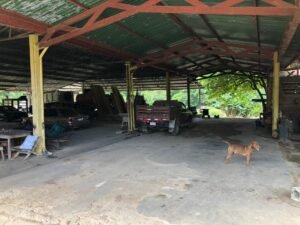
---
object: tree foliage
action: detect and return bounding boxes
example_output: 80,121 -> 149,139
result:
140,89 -> 199,106
200,74 -> 265,117
0,91 -> 25,105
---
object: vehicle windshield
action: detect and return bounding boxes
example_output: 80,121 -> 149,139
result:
179,102 -> 187,110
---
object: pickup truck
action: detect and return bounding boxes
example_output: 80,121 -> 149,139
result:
136,100 -> 193,135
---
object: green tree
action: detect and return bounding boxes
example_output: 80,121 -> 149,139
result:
200,73 -> 265,117
0,91 -> 25,105
139,89 -> 200,107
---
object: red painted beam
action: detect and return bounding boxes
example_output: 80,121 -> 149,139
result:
0,8 -> 137,61
0,8 -> 47,33
74,0 -> 169,52
113,0 -> 296,15
279,0 -> 300,57
68,0 -> 89,10
140,6 -> 295,16
139,39 -> 274,67
67,0 -> 167,51
0,8 -> 126,61
145,39 -> 274,60
40,0 -> 161,47
40,0 -> 297,47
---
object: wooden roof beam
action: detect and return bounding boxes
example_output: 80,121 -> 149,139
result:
140,39 -> 274,67
0,8 -> 135,60
68,0 -> 200,71
40,0 -> 297,47
0,7 -> 181,74
279,0 -> 300,57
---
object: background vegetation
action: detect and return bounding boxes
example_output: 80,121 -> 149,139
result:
0,74 -> 265,118
0,91 -> 25,104
139,74 -> 264,118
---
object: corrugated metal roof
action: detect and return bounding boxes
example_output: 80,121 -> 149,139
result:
0,0 -> 83,24
0,0 -> 297,52
0,0 -> 299,89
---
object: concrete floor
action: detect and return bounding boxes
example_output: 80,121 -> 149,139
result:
0,119 -> 299,225
0,121 -> 126,179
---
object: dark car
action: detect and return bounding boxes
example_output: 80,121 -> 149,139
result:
44,107 -> 90,129
0,105 -> 28,122
22,107 -> 90,130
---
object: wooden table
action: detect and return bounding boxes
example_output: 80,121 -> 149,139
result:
0,130 -> 31,160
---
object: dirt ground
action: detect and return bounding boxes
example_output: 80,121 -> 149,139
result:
0,119 -> 299,225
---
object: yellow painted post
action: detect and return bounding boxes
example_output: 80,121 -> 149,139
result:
125,62 -> 135,132
29,35 -> 47,153
266,76 -> 272,113
272,51 -> 280,138
166,72 -> 171,102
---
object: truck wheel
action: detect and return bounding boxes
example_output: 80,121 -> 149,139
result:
170,120 -> 180,135
141,125 -> 150,133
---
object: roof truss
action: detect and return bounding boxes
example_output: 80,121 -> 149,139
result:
279,0 -> 300,57
139,39 -> 274,68
40,0 -> 298,47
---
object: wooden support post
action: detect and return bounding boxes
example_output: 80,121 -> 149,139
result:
29,35 -> 48,153
166,72 -> 171,102
272,51 -> 280,138
125,62 -> 135,132
187,77 -> 191,109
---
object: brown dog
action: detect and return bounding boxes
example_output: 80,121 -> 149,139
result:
224,140 -> 260,165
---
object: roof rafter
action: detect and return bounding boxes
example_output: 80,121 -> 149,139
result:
279,0 -> 300,57
139,39 -> 274,68
0,8 -> 134,60
178,57 -> 219,70
68,0 -> 202,72
40,0 -> 297,47
196,14 -> 234,71
253,0 -> 262,71
0,7 -> 182,74
159,3 -> 228,73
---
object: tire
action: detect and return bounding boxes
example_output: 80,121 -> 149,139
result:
141,125 -> 149,133
169,120 -> 180,135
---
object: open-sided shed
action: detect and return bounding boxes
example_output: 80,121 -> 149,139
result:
0,0 -> 300,151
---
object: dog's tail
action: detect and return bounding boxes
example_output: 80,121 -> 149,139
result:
223,140 -> 230,145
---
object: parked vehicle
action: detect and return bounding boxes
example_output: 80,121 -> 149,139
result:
44,107 -> 90,129
22,107 -> 90,130
0,105 -> 28,122
136,100 -> 193,135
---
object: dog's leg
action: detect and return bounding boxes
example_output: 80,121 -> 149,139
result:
225,149 -> 233,163
246,154 -> 251,166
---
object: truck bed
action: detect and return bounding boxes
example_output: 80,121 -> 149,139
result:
136,105 -> 177,123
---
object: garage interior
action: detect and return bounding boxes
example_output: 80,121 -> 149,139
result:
0,0 -> 300,224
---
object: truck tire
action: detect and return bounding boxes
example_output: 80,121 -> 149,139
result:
169,120 -> 180,135
141,125 -> 150,133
